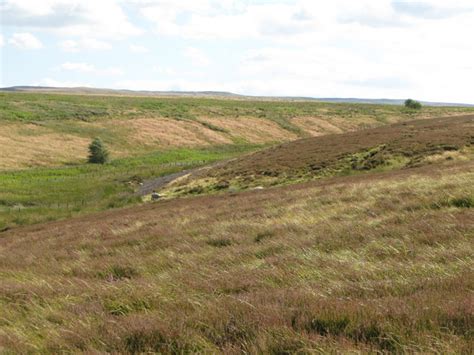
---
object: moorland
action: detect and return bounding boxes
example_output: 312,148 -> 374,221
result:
0,91 -> 473,353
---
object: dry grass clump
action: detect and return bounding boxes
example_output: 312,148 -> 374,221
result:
0,160 -> 473,353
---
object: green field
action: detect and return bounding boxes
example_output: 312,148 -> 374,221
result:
0,144 -> 261,230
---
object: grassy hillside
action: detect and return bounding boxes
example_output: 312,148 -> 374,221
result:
1,92 -> 473,169
158,115 -> 474,196
1,157 -> 472,353
1,94 -> 473,353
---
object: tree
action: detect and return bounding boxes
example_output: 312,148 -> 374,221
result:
404,98 -> 422,109
88,137 -> 109,164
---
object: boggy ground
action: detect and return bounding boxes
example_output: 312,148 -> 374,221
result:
1,158 -> 473,353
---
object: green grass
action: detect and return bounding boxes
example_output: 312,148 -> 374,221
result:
0,144 -> 261,229
2,91 -> 473,127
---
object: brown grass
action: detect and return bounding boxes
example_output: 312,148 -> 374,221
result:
292,116 -> 345,135
0,123 -> 91,169
1,159 -> 473,353
201,116 -> 298,143
113,117 -> 233,147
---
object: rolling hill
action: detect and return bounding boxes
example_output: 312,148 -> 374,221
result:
1,112 -> 472,353
2,86 -> 473,106
1,91 -> 473,170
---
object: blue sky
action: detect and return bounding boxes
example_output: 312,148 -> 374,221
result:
1,0 -> 473,103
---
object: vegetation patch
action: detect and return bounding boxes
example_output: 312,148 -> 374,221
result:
0,145 -> 259,228
207,238 -> 232,247
432,195 -> 473,209
349,145 -> 388,171
449,196 -> 474,208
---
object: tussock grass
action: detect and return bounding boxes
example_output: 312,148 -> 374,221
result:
1,160 -> 472,353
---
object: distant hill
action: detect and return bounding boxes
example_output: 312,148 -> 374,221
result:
0,86 -> 241,98
1,86 -> 472,107
311,98 -> 474,107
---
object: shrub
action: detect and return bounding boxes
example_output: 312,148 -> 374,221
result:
404,99 -> 422,109
88,137 -> 109,164
450,197 -> 473,208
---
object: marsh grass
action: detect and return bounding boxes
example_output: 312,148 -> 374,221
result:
0,144 -> 260,228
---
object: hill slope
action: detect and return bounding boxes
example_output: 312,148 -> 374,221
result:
160,115 -> 474,195
0,117 -> 473,353
1,92 -> 473,170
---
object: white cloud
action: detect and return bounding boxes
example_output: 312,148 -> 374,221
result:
391,0 -> 474,19
1,0 -> 142,39
183,47 -> 210,66
135,0 -> 474,40
129,44 -> 149,53
0,34 -> 4,47
8,32 -> 43,49
59,38 -> 112,52
60,62 -> 123,76
139,2 -> 297,39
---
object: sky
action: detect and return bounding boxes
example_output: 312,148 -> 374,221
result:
1,0 -> 473,103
